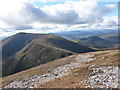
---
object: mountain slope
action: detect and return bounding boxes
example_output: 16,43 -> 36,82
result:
2,33 -> 95,77
1,33 -> 49,59
52,30 -> 118,49
2,42 -> 73,77
52,30 -> 118,41
33,34 -> 94,53
2,50 -> 118,88
78,36 -> 114,48
101,34 -> 119,44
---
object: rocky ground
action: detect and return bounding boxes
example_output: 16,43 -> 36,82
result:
4,54 -> 95,88
3,50 -> 119,88
85,66 -> 119,88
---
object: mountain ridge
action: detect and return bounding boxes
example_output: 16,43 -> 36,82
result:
1,33 -> 95,77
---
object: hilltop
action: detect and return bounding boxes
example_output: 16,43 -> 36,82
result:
1,33 -> 94,77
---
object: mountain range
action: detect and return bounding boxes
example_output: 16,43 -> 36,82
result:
53,30 -> 119,49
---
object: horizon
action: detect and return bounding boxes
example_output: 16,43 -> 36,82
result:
0,29 -> 118,41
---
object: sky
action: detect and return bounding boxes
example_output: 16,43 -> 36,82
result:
0,0 -> 119,39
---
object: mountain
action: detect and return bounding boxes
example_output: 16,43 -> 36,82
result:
52,30 -> 118,49
101,34 -> 119,44
1,33 -> 49,59
32,34 -> 94,53
78,36 -> 114,49
2,50 -> 118,88
52,29 -> 118,40
1,33 -> 94,77
2,42 -> 73,77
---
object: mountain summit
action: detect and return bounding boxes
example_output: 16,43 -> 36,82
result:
1,33 -> 94,77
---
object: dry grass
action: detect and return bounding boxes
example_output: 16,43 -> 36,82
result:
1,54 -> 77,88
1,50 -> 119,88
37,50 -> 119,88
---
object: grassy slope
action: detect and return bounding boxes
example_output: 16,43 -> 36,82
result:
2,40 -> 73,77
34,34 -> 95,53
40,50 -> 118,88
78,36 -> 114,49
2,33 -> 95,77
1,33 -> 49,58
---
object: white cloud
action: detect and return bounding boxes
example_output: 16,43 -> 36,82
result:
0,0 -> 118,38
104,4 -> 116,9
102,16 -> 118,25
0,29 -> 16,40
0,1 -> 117,27
0,0 -> 27,16
40,1 -> 103,24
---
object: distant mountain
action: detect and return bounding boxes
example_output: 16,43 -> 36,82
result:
78,36 -> 114,49
55,29 -> 118,36
52,30 -> 118,49
101,34 -> 119,44
52,29 -> 118,40
1,33 -> 94,77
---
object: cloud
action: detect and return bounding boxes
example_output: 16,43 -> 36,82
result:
0,3 -> 45,27
100,16 -> 118,29
15,25 -> 33,30
0,29 -> 16,40
0,0 -> 118,37
102,19 -> 117,26
0,1 -> 117,26
40,1 -> 103,24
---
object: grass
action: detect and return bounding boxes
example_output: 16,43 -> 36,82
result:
1,49 -> 119,88
42,49 -> 118,88
1,54 -> 77,88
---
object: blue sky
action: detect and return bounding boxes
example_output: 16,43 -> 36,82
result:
98,2 -> 118,16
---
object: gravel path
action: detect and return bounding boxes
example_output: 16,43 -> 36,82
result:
4,54 -> 95,88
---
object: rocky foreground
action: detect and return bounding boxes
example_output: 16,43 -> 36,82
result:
85,66 -> 119,88
4,54 -> 94,88
3,50 -> 119,88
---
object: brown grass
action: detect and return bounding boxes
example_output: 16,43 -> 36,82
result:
37,50 -> 119,88
1,54 -> 77,88
1,50 -> 119,88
